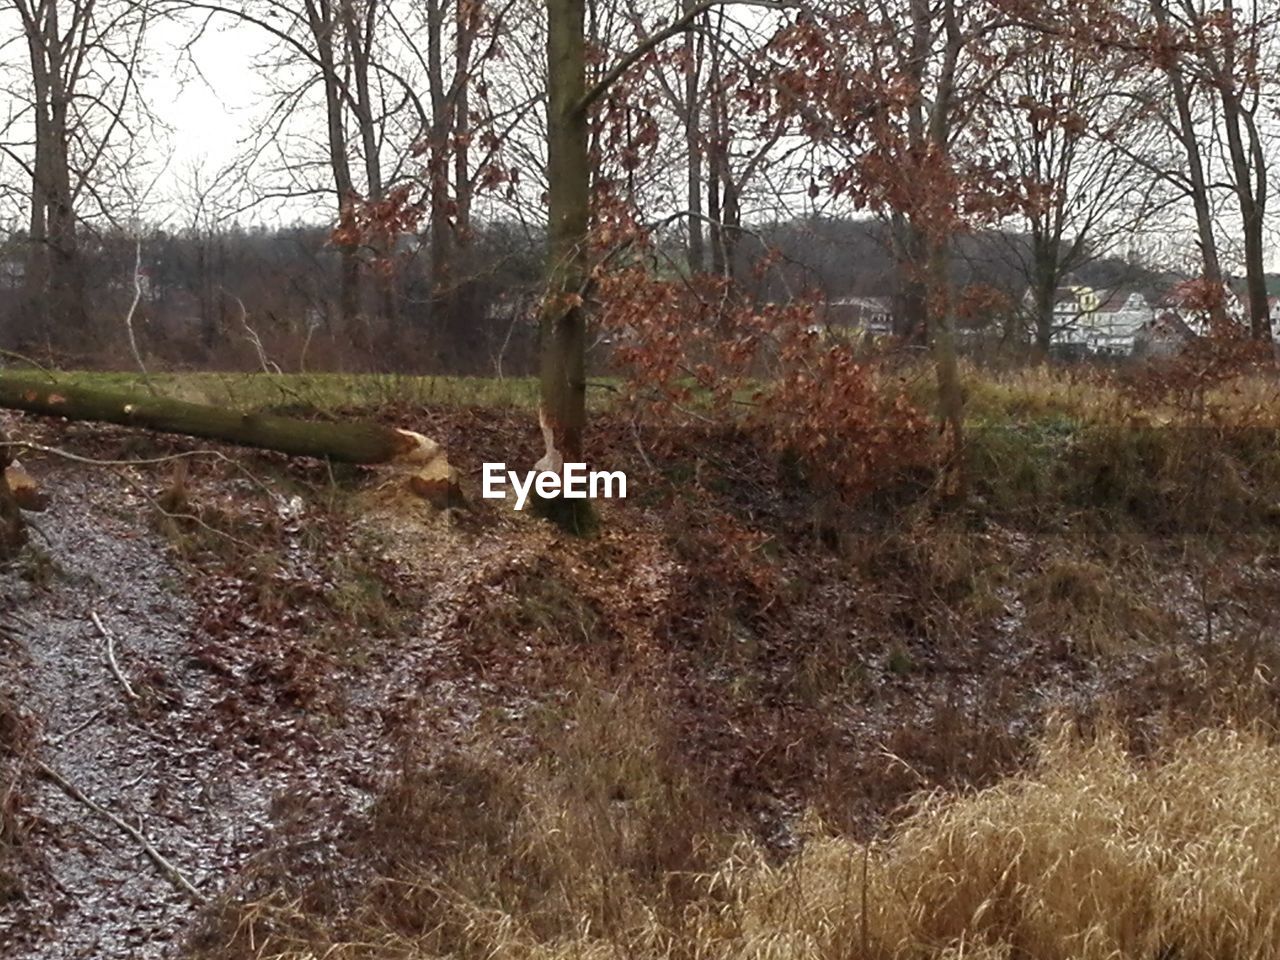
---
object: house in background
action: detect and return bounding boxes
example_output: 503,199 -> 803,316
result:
1134,280 -> 1280,358
1049,286 -> 1154,356
813,296 -> 894,336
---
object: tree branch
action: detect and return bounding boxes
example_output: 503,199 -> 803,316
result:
577,0 -> 793,115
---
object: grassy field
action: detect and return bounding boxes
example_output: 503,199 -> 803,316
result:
39,362 -> 1280,422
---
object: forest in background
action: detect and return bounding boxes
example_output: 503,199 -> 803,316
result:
0,217 -> 1188,373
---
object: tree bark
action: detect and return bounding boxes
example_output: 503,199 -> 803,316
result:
305,0 -> 362,333
0,374 -> 443,466
536,0 -> 592,532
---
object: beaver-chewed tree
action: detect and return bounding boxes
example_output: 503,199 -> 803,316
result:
0,373 -> 461,509
0,429 -> 25,560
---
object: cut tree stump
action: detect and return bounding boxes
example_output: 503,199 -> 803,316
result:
5,460 -> 48,512
0,428 -> 25,558
0,373 -> 462,507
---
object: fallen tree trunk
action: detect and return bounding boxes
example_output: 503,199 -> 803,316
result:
0,373 -> 439,465
0,373 -> 462,508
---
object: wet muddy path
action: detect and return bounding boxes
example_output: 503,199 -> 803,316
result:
0,453 -> 509,959
0,464 -> 285,957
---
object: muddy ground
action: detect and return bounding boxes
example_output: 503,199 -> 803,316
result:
0,419 -> 520,958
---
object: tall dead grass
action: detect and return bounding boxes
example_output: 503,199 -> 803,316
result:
199,693 -> 1280,960
698,725 -> 1280,960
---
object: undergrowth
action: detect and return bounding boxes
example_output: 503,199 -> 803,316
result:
188,682 -> 1280,960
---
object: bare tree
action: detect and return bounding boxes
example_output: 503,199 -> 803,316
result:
4,0 -> 154,344
995,26 -> 1171,352
1166,0 -> 1277,338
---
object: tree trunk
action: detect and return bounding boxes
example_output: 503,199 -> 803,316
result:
1030,242 -> 1058,356
24,19 -> 50,340
1219,88 -> 1269,339
683,2 -> 705,274
536,0 -> 592,532
892,213 -> 928,344
306,0 -> 362,333
343,0 -> 399,334
23,0 -> 86,340
925,0 -> 966,493
1151,0 -> 1227,327
0,374 -> 444,466
454,6 -> 473,241
706,15 -> 731,280
929,240 -> 965,462
425,0 -> 456,366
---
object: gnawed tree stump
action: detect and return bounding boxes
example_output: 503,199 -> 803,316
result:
0,429 -> 25,559
407,458 -> 464,510
5,459 -> 48,512
0,373 -> 461,506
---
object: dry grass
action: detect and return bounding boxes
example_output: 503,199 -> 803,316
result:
1021,555 -> 1174,656
192,680 -> 722,960
964,363 -> 1280,429
696,725 -> 1280,960
191,686 -> 1280,960
857,520 -> 1007,642
162,360 -> 1280,960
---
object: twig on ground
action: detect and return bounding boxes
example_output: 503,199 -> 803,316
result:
34,760 -> 207,903
0,442 -> 223,468
47,710 -> 101,746
0,440 -> 280,501
90,610 -> 139,701
0,350 -> 59,381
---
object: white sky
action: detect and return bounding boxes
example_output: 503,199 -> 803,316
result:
144,16 -> 308,225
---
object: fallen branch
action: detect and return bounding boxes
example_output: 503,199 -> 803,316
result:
0,349 -> 58,380
34,760 -> 207,903
123,236 -> 156,396
91,610 -> 139,701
